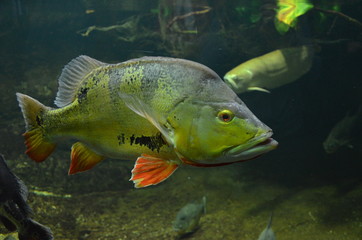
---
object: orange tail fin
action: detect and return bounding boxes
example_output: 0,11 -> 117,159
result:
16,93 -> 56,162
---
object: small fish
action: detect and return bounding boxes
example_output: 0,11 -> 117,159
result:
17,56 -> 278,188
85,9 -> 95,14
0,154 -> 53,240
224,45 -> 314,94
257,214 -> 276,240
173,196 -> 206,236
323,108 -> 362,154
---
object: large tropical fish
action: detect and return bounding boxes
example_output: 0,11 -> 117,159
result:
16,56 -> 278,188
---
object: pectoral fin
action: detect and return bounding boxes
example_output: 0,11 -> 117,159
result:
247,87 -> 271,93
69,142 -> 105,174
130,154 -> 179,188
119,93 -> 174,146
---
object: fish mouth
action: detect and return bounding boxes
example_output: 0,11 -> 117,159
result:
225,132 -> 278,160
224,75 -> 238,89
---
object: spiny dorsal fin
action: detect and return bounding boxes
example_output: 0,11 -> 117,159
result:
54,55 -> 106,107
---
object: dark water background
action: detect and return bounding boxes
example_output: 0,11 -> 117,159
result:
0,0 -> 361,239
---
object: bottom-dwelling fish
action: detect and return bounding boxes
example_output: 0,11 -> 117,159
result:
16,56 -> 278,188
323,107 -> 362,154
257,213 -> 276,240
0,154 -> 53,240
173,196 -> 206,237
224,45 -> 314,93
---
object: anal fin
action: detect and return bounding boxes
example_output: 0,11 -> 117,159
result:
130,154 -> 179,188
69,142 -> 105,175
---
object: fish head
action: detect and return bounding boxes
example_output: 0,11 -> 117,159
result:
173,213 -> 192,233
323,138 -> 338,154
223,69 -> 253,93
167,97 -> 278,165
323,136 -> 345,154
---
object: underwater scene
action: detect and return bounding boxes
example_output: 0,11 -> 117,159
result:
0,0 -> 361,239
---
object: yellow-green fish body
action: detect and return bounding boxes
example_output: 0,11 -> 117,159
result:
17,56 -> 278,188
43,66 -> 173,160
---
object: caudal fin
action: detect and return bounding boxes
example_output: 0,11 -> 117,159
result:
16,93 -> 56,162
18,219 -> 54,240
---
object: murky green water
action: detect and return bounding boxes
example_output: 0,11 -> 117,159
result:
0,0 -> 361,239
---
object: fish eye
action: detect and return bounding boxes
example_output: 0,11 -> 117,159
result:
217,110 -> 234,123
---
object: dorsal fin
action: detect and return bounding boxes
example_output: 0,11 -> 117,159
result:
54,55 -> 106,107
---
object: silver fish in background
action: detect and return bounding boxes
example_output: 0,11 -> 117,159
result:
0,154 -> 53,240
173,196 -> 206,237
224,45 -> 314,94
323,107 -> 362,154
257,213 -> 276,240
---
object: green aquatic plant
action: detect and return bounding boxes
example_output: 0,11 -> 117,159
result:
234,0 -> 262,24
275,0 -> 362,34
275,0 -> 314,34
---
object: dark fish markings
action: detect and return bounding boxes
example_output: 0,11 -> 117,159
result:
78,87 -> 89,103
78,76 -> 101,103
91,76 -> 100,86
117,134 -> 125,145
130,134 -> 135,145
36,110 -> 44,126
129,133 -> 165,152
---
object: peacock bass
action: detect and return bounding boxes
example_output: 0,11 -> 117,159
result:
16,56 -> 278,188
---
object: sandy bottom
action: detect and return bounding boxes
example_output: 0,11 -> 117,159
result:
1,163 -> 361,240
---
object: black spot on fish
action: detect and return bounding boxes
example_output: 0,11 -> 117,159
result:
130,134 -> 135,145
78,87 -> 89,103
117,134 -> 125,145
91,76 -> 100,86
36,111 -> 44,126
36,115 -> 42,126
134,133 -> 166,152
128,134 -> 166,152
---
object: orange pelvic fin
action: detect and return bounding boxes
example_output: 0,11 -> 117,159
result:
69,142 -> 105,175
130,154 -> 179,188
23,129 -> 56,162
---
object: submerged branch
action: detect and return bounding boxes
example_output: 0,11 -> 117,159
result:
77,25 -> 127,37
77,16 -> 141,37
314,7 -> 362,30
166,6 -> 212,29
